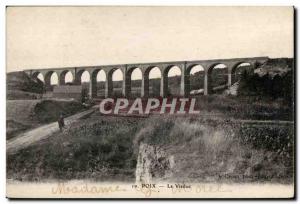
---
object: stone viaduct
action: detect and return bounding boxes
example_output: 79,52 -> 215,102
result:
24,57 -> 269,98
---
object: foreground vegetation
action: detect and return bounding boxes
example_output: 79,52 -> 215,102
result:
7,115 -> 141,182
7,109 -> 294,183
135,116 -> 293,183
193,95 -> 293,121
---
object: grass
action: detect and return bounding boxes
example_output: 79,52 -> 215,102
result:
192,95 -> 293,121
7,90 -> 42,100
7,115 -> 141,182
33,100 -> 86,123
6,95 -> 294,184
134,116 -> 294,183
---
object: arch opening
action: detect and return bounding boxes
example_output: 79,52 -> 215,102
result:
59,70 -> 74,85
93,69 -> 106,98
65,71 -> 73,84
147,67 -> 161,97
209,63 -> 228,94
110,68 -> 123,97
97,70 -> 106,82
80,71 -> 90,100
165,65 -> 181,96
189,65 -> 205,95
36,73 -> 44,82
74,70 -> 90,100
50,73 -> 58,85
232,62 -> 252,83
75,70 -> 90,85
31,72 -> 45,93
128,67 -> 142,97
32,72 -> 45,83
44,71 -> 58,91
81,71 -> 90,83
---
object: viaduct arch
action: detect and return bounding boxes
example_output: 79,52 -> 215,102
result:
24,56 -> 268,98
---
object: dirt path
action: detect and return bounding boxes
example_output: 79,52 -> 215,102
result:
6,108 -> 96,155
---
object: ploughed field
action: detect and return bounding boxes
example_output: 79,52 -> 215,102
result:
7,96 -> 294,183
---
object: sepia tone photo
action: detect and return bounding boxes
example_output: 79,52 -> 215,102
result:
6,6 -> 294,198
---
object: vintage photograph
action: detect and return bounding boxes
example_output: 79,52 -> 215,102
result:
6,6 -> 294,198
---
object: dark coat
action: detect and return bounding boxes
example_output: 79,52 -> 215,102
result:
58,116 -> 65,128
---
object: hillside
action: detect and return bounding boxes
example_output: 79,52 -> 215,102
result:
7,71 -> 44,100
6,100 -> 86,139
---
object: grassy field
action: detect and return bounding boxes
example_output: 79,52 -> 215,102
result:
7,96 -> 294,183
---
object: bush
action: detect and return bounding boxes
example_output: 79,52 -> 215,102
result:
238,69 -> 293,104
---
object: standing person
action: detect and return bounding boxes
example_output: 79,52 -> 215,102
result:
58,113 -> 65,131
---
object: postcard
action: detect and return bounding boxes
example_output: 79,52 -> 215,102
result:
6,6 -> 295,199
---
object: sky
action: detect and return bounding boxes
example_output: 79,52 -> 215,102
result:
6,6 -> 294,82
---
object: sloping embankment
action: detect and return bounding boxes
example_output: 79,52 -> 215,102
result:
135,117 -> 294,184
6,99 -> 86,139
